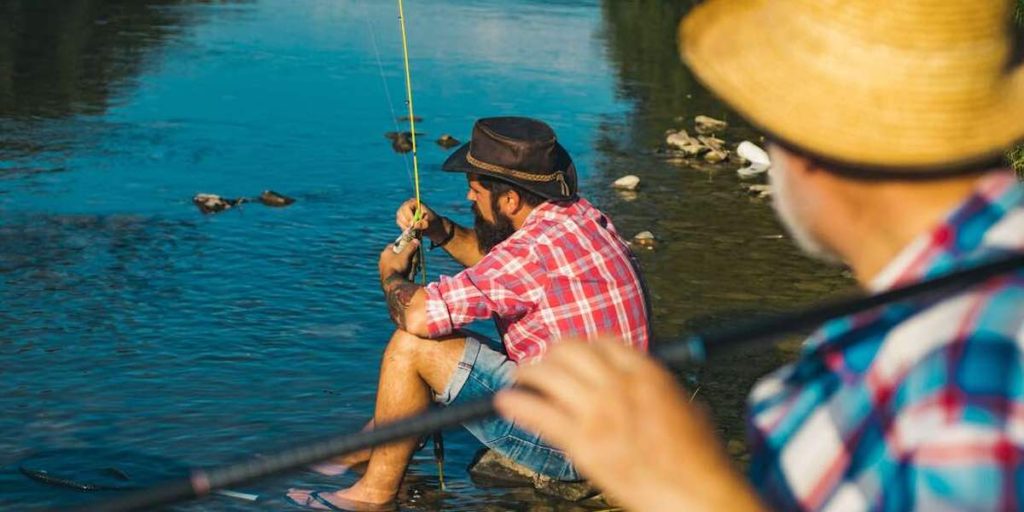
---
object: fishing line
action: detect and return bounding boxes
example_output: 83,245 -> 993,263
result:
66,252 -> 1024,512
365,10 -> 413,186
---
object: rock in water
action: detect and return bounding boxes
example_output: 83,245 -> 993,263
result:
259,190 -> 295,207
384,131 -> 424,154
436,134 -> 460,149
467,449 -> 601,502
192,194 -> 244,214
744,184 -> 773,199
694,115 -> 728,135
666,129 -> 707,157
631,231 -> 657,249
736,140 -> 772,179
704,148 -> 729,163
612,175 -> 640,191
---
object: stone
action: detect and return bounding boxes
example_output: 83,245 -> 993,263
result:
665,130 -> 695,150
467,449 -> 600,502
385,131 -> 425,154
259,190 -> 295,207
616,190 -> 639,202
631,231 -> 657,249
744,184 -> 773,199
703,148 -> 729,164
192,193 -> 244,214
694,115 -> 728,135
697,135 -> 726,151
736,141 -> 771,179
612,175 -> 640,191
436,134 -> 461,149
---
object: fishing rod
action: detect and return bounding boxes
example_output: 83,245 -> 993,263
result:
388,0 -> 446,490
65,252 -> 1024,512
391,0 -> 426,257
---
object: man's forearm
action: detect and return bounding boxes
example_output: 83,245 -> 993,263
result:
432,218 -> 485,267
381,272 -> 423,331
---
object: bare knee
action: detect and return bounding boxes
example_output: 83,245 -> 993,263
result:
383,329 -> 427,364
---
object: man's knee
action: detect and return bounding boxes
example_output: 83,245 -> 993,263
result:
383,329 -> 427,363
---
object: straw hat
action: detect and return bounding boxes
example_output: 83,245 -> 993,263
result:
679,0 -> 1024,173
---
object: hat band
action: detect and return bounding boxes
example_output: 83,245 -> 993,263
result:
467,152 -> 570,197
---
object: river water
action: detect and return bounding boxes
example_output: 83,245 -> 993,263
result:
0,1 -> 851,510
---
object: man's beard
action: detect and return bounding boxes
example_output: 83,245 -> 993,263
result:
769,158 -> 841,264
473,203 -> 517,253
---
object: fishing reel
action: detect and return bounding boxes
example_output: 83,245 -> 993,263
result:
392,226 -> 423,281
391,225 -> 417,254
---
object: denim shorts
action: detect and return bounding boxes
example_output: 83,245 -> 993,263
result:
434,335 -> 581,481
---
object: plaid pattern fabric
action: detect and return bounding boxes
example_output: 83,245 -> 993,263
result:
424,198 -> 649,362
748,172 -> 1024,511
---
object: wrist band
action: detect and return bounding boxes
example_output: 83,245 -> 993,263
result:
429,217 -> 456,251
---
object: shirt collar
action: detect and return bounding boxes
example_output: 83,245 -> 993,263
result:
869,171 -> 1022,292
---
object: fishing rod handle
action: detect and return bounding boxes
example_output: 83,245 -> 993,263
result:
392,226 -> 417,254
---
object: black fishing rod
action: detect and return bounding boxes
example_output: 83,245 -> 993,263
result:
65,252 -> 1024,512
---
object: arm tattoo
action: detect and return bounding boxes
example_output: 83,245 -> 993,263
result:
381,273 -> 423,330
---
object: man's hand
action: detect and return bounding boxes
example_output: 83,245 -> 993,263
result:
495,341 -> 764,512
396,199 -> 446,242
378,239 -> 428,336
379,237 -> 420,279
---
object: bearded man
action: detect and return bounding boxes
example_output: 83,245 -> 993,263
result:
288,116 -> 650,510
497,1 -> 1024,511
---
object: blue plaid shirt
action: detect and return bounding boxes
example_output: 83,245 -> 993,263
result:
748,172 -> 1024,511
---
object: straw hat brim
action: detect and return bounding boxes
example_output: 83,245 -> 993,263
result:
679,0 -> 1024,172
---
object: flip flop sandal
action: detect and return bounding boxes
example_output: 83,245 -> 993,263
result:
286,490 -> 397,512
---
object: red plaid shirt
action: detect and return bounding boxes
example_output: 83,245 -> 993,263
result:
424,198 -> 650,362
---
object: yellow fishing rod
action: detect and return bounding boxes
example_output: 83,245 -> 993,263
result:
390,0 -> 446,491
390,0 -> 426,278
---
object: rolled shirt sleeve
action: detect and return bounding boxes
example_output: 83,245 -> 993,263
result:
423,240 -> 544,339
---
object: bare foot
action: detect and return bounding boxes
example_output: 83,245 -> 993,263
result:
286,484 -> 395,511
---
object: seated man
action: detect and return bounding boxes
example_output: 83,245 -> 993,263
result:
288,116 -> 650,510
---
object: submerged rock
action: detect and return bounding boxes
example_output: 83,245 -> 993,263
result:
436,134 -> 461,149
631,231 -> 657,249
467,449 -> 601,502
259,190 -> 295,207
744,184 -> 773,199
384,131 -> 425,154
694,115 -> 728,135
192,194 -> 245,214
665,129 -> 708,157
703,148 -> 729,164
612,174 -> 640,191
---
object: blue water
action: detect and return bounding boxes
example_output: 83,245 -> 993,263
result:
0,1 -> 853,510
0,1 -> 635,509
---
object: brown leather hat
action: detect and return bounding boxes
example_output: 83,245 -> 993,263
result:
442,117 -> 578,201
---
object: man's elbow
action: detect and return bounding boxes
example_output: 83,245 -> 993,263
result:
403,309 -> 431,338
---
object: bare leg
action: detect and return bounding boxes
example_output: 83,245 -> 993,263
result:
288,330 -> 465,508
310,420 -> 374,476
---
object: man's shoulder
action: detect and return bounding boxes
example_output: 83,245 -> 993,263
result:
878,274 -> 1024,398
522,197 -> 618,242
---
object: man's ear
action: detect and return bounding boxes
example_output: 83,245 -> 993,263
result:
502,190 -> 522,214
